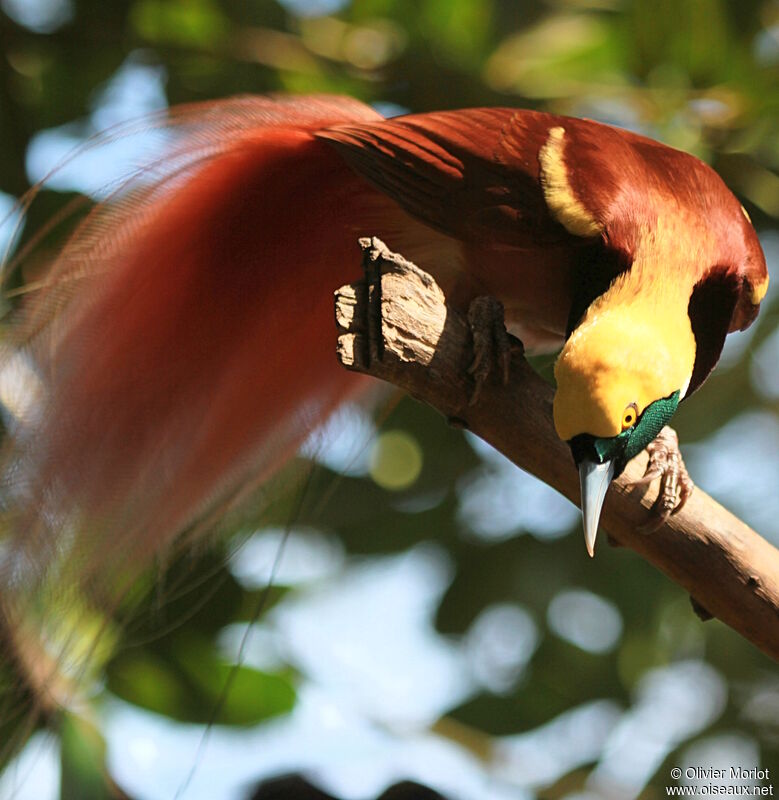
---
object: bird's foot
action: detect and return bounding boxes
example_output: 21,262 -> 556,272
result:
467,296 -> 516,405
632,426 -> 694,530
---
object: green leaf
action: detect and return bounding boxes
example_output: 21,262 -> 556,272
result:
485,14 -> 625,98
130,0 -> 229,48
60,714 -> 112,800
107,638 -> 296,726
172,636 -> 297,726
106,651 -> 190,720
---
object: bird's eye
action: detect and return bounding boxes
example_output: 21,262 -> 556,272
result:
621,403 -> 638,431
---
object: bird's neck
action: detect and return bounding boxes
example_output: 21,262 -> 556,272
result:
584,250 -> 698,396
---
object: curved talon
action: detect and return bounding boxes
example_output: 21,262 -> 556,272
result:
671,478 -> 693,516
633,468 -> 663,486
673,493 -> 691,515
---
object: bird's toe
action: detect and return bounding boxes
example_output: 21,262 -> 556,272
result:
466,295 -> 514,405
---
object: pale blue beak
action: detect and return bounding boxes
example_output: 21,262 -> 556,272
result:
578,459 -> 615,557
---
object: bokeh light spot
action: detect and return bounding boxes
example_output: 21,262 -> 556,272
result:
369,430 -> 423,491
1,0 -> 72,33
547,589 -> 623,653
465,603 -> 539,693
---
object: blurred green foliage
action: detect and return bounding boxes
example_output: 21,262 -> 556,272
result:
0,0 -> 777,798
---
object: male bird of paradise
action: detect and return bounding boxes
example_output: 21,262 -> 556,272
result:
0,95 -> 768,584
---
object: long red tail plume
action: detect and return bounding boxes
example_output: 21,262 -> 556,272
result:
0,96 -> 469,750
1,95 -> 393,586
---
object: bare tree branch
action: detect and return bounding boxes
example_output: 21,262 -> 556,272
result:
335,237 -> 779,662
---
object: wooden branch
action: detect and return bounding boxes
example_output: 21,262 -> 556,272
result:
335,237 -> 779,662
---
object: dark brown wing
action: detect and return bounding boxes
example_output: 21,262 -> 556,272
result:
318,108 -> 640,344
317,108 -> 592,249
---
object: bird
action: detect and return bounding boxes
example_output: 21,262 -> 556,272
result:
0,93 -> 768,587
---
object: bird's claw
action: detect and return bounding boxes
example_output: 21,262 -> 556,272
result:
633,426 -> 694,532
467,296 -> 513,405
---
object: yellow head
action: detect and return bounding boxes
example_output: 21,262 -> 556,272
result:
553,292 -> 696,557
553,302 -> 695,442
